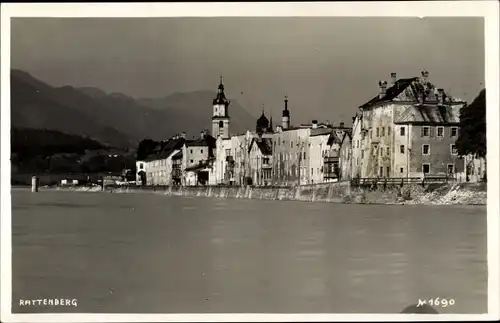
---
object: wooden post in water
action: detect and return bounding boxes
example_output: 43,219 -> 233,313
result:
31,175 -> 39,193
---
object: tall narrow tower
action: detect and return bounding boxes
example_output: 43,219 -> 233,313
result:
282,94 -> 290,129
212,74 -> 231,139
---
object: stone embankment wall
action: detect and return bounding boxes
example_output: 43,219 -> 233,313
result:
60,181 -> 487,205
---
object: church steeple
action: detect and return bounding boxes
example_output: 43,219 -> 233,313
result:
212,74 -> 231,139
282,94 -> 290,129
256,104 -> 270,135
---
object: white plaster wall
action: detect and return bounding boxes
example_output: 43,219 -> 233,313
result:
308,134 -> 329,184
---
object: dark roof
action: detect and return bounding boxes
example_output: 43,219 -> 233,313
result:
394,104 -> 461,124
359,77 -> 466,110
360,77 -> 417,109
144,137 -> 185,162
186,134 -> 216,148
360,77 -> 465,108
310,128 -> 333,137
257,111 -> 269,126
172,150 -> 182,160
327,132 -> 342,146
213,79 -> 230,106
248,138 -> 272,155
341,131 -> 352,145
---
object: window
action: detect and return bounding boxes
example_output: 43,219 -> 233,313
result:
291,141 -> 293,148
201,149 -> 203,153
386,166 -> 390,177
400,145 -> 405,154
422,144 -> 430,155
380,148 -> 383,156
303,152 -> 306,159
190,149 -> 193,154
370,130 -> 372,139
400,127 -> 405,136
357,140 -> 359,148
400,167 -> 404,173
361,150 -> 364,158
219,121 -> 224,128
386,147 -> 390,156
437,127 -> 444,137
388,127 -> 391,136
447,164 -> 454,174
190,159 -> 194,163
422,163 -> 430,174
311,168 -> 314,175
451,127 -> 458,137
380,166 -> 383,177
381,127 -> 385,136
140,163 -> 144,169
376,127 -> 380,137
421,126 -> 430,137
226,149 -> 231,156
356,158 -> 359,166
451,144 -> 458,155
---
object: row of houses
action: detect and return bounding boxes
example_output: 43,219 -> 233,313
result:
136,71 -> 486,187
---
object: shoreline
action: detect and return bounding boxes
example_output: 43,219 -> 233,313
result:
17,182 -> 487,206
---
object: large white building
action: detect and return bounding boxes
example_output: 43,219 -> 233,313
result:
351,71 -> 466,180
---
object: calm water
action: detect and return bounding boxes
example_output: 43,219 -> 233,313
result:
11,189 -> 487,313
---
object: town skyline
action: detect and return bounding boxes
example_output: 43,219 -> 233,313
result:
11,17 -> 484,125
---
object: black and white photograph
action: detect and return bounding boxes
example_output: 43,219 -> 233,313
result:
1,2 -> 499,322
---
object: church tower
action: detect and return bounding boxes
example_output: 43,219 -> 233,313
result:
282,94 -> 290,129
212,74 -> 231,139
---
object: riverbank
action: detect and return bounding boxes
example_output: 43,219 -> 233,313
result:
51,182 -> 487,206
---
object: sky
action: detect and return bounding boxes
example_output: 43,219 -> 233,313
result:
10,17 -> 485,125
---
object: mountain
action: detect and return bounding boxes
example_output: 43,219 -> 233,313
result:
10,69 -> 257,149
11,70 -> 132,148
136,91 -> 256,137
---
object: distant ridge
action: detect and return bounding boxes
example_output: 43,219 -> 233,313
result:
10,69 -> 257,148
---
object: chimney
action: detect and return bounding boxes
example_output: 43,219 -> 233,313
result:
437,88 -> 444,105
421,70 -> 429,83
200,131 -> 205,139
180,132 -> 186,139
390,72 -> 397,86
340,122 -> 344,128
312,120 -> 318,129
378,81 -> 388,99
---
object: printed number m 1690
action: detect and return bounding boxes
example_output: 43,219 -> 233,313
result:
417,298 -> 455,308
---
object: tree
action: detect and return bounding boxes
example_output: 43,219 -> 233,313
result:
456,89 -> 486,158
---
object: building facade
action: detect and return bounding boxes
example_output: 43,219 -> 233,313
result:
339,132 -> 352,181
351,71 -> 466,179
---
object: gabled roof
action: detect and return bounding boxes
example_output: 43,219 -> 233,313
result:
144,137 -> 186,162
248,137 -> 272,155
394,104 -> 461,124
359,77 -> 466,110
341,131 -> 352,145
327,131 -> 343,146
186,135 -> 216,148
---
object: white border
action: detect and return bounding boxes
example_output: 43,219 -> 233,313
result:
1,1 -> 499,322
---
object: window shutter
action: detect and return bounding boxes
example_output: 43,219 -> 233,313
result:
430,127 -> 435,137
421,127 -> 424,137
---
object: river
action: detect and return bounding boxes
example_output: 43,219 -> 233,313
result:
11,188 -> 487,313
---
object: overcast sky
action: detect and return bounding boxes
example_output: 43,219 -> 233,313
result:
11,17 -> 484,125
